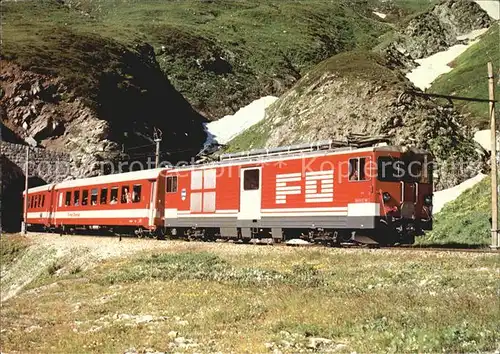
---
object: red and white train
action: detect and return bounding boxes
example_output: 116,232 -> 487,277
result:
24,141 -> 433,245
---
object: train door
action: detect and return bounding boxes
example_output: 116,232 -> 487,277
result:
400,181 -> 416,218
148,179 -> 157,227
156,175 -> 165,223
238,167 -> 262,220
48,186 -> 58,226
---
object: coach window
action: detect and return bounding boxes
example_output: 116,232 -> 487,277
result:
121,186 -> 132,204
244,169 -> 260,190
30,196 -> 34,209
41,195 -> 45,208
100,188 -> 108,204
349,158 -> 367,181
132,185 -> 142,203
74,190 -> 80,206
91,189 -> 98,205
82,190 -> 89,206
167,176 -> 178,193
110,187 -> 118,204
65,191 -> 71,206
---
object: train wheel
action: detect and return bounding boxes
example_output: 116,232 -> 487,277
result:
156,227 -> 166,241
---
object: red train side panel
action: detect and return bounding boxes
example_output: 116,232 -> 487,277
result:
25,169 -> 166,231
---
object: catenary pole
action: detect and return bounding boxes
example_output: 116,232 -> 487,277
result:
155,138 -> 161,168
488,62 -> 498,249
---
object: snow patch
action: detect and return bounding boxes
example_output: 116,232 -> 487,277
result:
431,131 -> 498,214
456,27 -> 489,41
406,35 -> 483,90
433,174 -> 487,214
475,0 -> 500,20
203,96 -> 278,146
474,129 -> 500,152
373,11 -> 387,19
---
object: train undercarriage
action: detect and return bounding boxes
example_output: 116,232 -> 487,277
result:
26,218 -> 426,247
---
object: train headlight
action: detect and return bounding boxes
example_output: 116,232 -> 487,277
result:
383,192 -> 391,202
424,194 -> 433,206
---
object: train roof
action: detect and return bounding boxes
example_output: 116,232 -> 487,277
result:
175,143 -> 431,171
26,168 -> 167,193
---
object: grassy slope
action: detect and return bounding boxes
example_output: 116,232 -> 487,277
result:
417,177 -> 491,246
2,0 -> 433,118
0,235 -> 30,267
1,244 -> 497,353
429,23 -> 500,128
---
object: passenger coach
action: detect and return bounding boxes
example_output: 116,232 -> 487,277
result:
24,169 -> 166,236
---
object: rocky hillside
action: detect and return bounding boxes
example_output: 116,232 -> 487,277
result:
385,0 -> 492,60
1,38 -> 207,176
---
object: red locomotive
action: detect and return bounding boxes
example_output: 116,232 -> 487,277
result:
24,141 -> 433,245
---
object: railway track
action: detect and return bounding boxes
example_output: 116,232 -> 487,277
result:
24,231 -> 499,254
383,245 -> 499,254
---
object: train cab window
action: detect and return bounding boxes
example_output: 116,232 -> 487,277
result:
110,187 -> 118,204
65,192 -> 71,206
100,188 -> 108,204
121,186 -> 132,204
132,185 -> 141,203
243,169 -> 260,190
349,158 -> 367,181
91,189 -> 98,205
74,190 -> 80,206
167,176 -> 178,193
